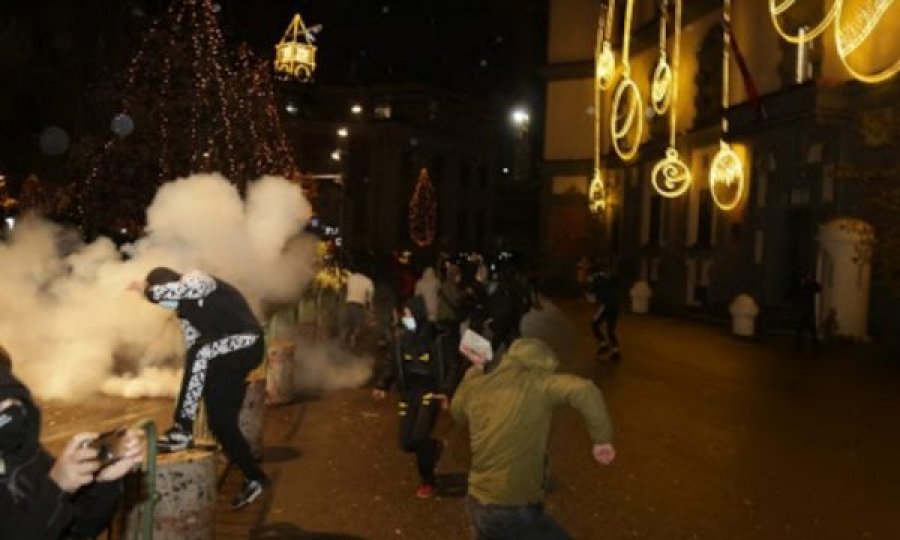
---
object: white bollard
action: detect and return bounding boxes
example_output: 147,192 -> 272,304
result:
630,281 -> 652,314
266,340 -> 296,405
729,294 -> 759,337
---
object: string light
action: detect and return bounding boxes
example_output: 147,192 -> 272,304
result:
610,0 -> 643,161
650,0 -> 691,198
77,0 -> 305,231
769,0 -> 899,84
408,168 -> 437,248
709,0 -> 745,212
650,0 -> 673,115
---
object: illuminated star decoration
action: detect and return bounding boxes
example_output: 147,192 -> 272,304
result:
408,168 -> 438,248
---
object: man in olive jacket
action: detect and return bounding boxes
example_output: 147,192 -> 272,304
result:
451,337 -> 615,539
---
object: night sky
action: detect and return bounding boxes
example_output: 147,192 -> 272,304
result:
0,0 -> 546,180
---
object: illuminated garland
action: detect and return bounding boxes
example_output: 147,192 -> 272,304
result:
408,168 -> 437,248
596,0 -> 617,90
589,3 -> 614,215
769,0 -> 899,84
709,0 -> 745,212
610,0 -> 643,161
651,0 -> 691,198
650,0 -> 673,115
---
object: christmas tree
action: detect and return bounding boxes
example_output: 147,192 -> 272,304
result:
74,0 -> 304,235
408,168 -> 437,248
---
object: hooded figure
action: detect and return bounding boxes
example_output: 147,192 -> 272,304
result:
137,267 -> 267,510
373,295 -> 461,498
451,338 -> 615,538
0,356 -> 123,540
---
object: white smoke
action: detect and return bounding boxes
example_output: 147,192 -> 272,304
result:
0,173 -> 317,400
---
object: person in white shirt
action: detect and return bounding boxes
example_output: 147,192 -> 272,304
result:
414,267 -> 440,323
344,269 -> 374,347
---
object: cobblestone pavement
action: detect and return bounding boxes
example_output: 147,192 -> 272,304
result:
41,300 -> 900,539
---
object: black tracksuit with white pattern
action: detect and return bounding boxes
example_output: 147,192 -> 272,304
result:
146,269 -> 265,482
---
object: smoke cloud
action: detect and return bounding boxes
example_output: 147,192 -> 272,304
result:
0,173 -> 318,400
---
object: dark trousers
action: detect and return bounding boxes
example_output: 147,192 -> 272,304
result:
591,306 -> 619,350
175,334 -> 266,482
399,386 -> 441,485
465,496 -> 570,540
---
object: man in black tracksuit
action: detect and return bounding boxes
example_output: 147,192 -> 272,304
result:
372,295 -> 461,498
589,270 -> 621,360
135,267 -> 266,509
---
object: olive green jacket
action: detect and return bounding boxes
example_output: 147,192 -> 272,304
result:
450,338 -> 613,505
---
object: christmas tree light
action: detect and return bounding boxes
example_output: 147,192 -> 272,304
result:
408,168 -> 437,248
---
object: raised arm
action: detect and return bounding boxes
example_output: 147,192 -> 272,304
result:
542,374 -> 613,445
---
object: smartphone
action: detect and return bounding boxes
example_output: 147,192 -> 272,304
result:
86,427 -> 126,467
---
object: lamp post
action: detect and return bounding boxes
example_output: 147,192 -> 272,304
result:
510,107 -> 530,183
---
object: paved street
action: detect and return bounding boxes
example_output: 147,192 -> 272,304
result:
42,300 -> 900,539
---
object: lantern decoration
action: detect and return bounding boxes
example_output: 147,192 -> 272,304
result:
610,0 -> 643,161
408,168 -> 438,248
588,170 -> 607,214
649,0 -> 673,115
651,0 -> 692,198
769,0 -> 899,84
595,1 -> 617,90
709,0 -> 745,211
274,13 -> 320,82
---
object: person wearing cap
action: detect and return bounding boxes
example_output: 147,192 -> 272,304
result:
372,295 -> 462,498
130,267 -> 267,510
0,347 -> 144,540
452,338 -> 615,538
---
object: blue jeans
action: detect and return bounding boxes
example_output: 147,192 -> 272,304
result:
465,496 -> 571,540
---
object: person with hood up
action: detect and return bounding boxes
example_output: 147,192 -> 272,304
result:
452,338 -> 615,539
130,267 -> 267,510
0,347 -> 145,540
372,295 -> 462,498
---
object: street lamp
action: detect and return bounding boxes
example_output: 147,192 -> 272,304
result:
510,108 -> 530,128
350,103 -> 363,115
337,127 -> 349,138
330,149 -> 341,161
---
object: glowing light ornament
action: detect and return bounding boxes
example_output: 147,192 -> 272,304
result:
595,0 -> 617,90
408,168 -> 437,248
589,170 -> 607,214
651,0 -> 690,198
769,0 -> 899,84
610,0 -> 643,161
274,13 -> 320,81
650,0 -> 673,115
709,0 -> 745,212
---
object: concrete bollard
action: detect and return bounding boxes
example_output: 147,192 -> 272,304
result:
239,377 -> 266,459
729,294 -> 759,337
124,449 -> 217,540
630,281 -> 652,314
266,340 -> 296,405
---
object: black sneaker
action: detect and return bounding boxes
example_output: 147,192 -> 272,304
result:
157,425 -> 194,453
231,478 -> 265,510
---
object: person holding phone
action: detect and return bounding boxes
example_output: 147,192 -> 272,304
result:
0,347 -> 145,540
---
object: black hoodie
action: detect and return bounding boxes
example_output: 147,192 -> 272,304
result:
0,363 -> 122,540
375,295 -> 461,395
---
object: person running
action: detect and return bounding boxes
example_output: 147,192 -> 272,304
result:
588,268 -> 622,360
131,267 -> 267,509
452,338 -> 615,539
372,295 -> 461,498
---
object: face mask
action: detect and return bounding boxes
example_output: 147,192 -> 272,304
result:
159,300 -> 179,310
401,317 -> 417,332
0,404 -> 27,454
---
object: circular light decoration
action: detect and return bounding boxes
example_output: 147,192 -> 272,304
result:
596,41 -> 616,90
588,169 -> 607,215
651,0 -> 691,198
650,0 -> 672,115
110,113 -> 135,138
610,0 -> 642,161
769,0 -> 899,84
709,141 -> 745,211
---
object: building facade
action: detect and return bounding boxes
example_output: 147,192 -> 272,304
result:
541,0 -> 900,340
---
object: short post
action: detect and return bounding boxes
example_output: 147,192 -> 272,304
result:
729,294 -> 759,337
630,281 -> 652,314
